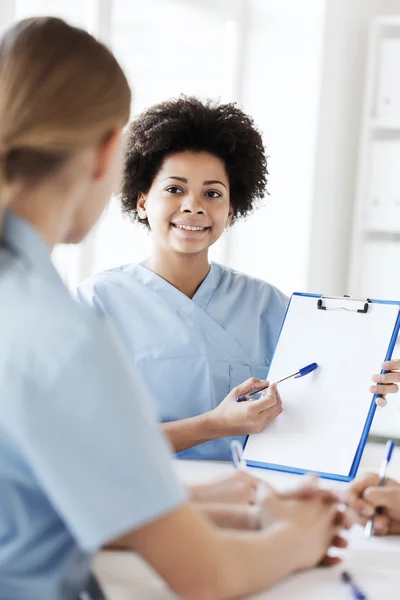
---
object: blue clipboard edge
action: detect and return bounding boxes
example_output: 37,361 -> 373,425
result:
243,292 -> 400,483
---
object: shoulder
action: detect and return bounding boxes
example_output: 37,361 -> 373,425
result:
214,263 -> 289,306
0,255 -> 105,389
77,263 -> 140,300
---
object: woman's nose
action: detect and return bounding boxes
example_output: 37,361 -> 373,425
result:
180,193 -> 205,214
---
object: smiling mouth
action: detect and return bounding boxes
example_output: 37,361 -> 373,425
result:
171,223 -> 210,232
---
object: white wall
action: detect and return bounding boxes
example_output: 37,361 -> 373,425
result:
224,0 -> 327,296
0,0 -> 15,32
307,0 -> 400,295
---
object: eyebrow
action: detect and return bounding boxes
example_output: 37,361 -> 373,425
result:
203,180 -> 227,190
162,176 -> 187,183
162,176 -> 227,190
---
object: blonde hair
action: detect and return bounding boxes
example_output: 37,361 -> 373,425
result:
0,17 -> 131,207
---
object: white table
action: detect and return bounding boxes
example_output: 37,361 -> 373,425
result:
95,442 -> 400,599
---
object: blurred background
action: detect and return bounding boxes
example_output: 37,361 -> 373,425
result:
1,0 -> 400,438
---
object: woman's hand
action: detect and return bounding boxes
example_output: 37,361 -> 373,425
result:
346,472 -> 400,535
370,359 -> 400,407
257,484 -> 348,569
190,470 -> 264,505
211,378 -> 283,437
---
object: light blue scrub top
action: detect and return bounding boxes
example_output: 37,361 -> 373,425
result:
0,212 -> 187,600
77,262 -> 289,461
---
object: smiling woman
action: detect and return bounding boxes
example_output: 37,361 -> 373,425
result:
137,151 -> 231,277
77,96 -> 288,460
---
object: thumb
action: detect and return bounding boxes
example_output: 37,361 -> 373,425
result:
363,486 -> 399,509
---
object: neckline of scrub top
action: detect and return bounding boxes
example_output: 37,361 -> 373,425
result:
134,262 -> 224,311
2,210 -> 65,289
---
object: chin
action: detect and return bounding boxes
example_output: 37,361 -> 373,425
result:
171,241 -> 208,254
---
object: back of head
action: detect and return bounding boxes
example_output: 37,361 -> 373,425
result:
0,17 -> 131,210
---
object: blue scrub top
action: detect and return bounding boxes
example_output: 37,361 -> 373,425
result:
77,262 -> 289,461
0,212 -> 187,600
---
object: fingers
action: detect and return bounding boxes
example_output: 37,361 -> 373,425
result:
231,470 -> 262,487
388,520 -> 400,535
350,497 -> 375,519
370,384 -> 398,398
371,360 -> 400,399
382,359 -> 400,371
334,509 -> 352,530
319,555 -> 342,567
364,486 -> 400,511
233,377 -> 268,397
318,508 -> 349,567
331,533 -> 348,549
283,476 -> 344,507
260,404 -> 283,427
372,371 -> 400,385
250,383 -> 282,414
285,475 -> 318,499
371,361 -> 400,399
375,396 -> 388,407
347,472 -> 380,499
373,514 -> 390,536
345,473 -> 380,523
355,514 -> 390,535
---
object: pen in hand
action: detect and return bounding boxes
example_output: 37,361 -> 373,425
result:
230,440 -> 268,526
364,439 -> 395,538
236,362 -> 318,402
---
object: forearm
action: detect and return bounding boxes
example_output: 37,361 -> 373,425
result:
196,503 -> 260,531
162,412 -> 222,453
105,504 -> 259,550
214,523 -> 300,598
130,503 -> 300,600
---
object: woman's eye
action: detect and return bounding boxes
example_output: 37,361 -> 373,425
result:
205,190 -> 221,199
166,186 -> 182,194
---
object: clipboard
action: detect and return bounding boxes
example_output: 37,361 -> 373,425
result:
243,293 -> 400,482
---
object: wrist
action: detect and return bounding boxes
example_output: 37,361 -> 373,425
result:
206,408 -> 227,438
266,521 -> 304,573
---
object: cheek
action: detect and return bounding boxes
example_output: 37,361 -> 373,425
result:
211,204 -> 231,229
146,198 -> 175,229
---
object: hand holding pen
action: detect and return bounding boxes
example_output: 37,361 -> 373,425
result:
210,378 -> 283,437
236,362 -> 319,402
364,440 -> 395,537
347,441 -> 399,536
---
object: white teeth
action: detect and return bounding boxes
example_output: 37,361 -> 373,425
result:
175,225 -> 206,231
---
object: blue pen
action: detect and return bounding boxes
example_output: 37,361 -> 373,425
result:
230,439 -> 246,470
230,440 -> 268,505
236,362 -> 319,402
364,439 -> 395,538
341,571 -> 367,600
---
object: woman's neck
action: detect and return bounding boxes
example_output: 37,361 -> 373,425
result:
143,247 -> 211,298
8,181 -> 80,250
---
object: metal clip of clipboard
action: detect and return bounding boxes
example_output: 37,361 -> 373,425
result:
317,295 -> 371,314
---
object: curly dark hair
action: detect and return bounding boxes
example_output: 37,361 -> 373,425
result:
121,96 -> 268,227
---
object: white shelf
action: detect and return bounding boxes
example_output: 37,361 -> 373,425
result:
370,118 -> 400,131
361,227 -> 400,235
375,15 -> 400,27
349,16 -> 400,440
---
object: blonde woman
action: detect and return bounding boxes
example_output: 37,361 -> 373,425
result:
0,17 -> 346,600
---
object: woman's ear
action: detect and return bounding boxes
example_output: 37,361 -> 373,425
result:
93,129 -> 123,180
226,205 -> 234,228
137,193 -> 147,219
